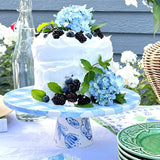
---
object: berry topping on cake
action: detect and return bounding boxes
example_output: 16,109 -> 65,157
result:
66,31 -> 75,37
77,95 -> 91,105
92,32 -> 97,37
62,85 -> 70,93
75,32 -> 87,43
94,28 -> 104,39
66,92 -> 78,102
52,29 -> 64,39
43,95 -> 50,103
52,93 -> 66,105
65,78 -> 73,85
85,33 -> 92,39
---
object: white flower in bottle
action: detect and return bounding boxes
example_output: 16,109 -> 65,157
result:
121,50 -> 137,64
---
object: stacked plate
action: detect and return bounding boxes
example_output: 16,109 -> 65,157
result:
117,122 -> 160,160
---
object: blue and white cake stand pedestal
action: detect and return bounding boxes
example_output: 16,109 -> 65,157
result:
3,87 -> 140,149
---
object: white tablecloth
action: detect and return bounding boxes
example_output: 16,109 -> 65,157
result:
0,112 -> 118,160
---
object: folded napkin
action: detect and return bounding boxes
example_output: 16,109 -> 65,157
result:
94,105 -> 160,134
39,153 -> 80,160
0,116 -> 7,132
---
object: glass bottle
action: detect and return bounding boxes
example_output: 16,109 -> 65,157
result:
12,0 -> 45,121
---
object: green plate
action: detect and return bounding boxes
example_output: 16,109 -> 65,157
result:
117,122 -> 160,159
118,145 -> 141,160
118,150 -> 128,160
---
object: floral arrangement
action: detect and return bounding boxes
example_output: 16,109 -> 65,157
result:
31,57 -> 126,108
113,48 -> 160,105
125,0 -> 160,34
55,5 -> 96,33
37,5 -> 104,34
0,23 -> 17,95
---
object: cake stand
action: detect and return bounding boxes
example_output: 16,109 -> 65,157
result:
3,86 -> 140,149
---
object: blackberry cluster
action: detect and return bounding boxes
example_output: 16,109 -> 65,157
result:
75,32 -> 87,43
93,28 -> 104,39
52,93 -> 66,105
52,29 -> 64,39
77,95 -> 90,105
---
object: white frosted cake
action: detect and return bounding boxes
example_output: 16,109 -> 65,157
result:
32,33 -> 113,97
31,5 -> 125,106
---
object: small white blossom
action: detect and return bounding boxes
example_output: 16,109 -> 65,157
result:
112,61 -> 120,73
121,50 -> 137,64
0,23 -> 8,40
116,64 -> 140,88
0,44 -> 7,55
3,28 -> 18,46
125,0 -> 138,7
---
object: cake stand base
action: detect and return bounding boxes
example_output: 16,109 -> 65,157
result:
54,117 -> 93,148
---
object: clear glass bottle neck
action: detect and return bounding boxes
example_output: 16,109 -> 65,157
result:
19,0 -> 32,12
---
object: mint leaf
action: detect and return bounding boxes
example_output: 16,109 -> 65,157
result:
80,82 -> 90,95
42,28 -> 51,33
31,89 -> 46,102
91,24 -> 105,32
75,103 -> 94,108
48,82 -> 62,94
50,20 -> 58,28
114,93 -> 126,104
81,59 -> 92,71
37,22 -> 51,32
92,67 -> 104,74
80,71 -> 95,94
98,56 -> 111,70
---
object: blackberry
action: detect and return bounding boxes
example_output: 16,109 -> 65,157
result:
94,28 -> 104,39
65,78 -> 73,85
73,79 -> 81,92
52,93 -> 66,105
62,85 -> 70,93
43,95 -> 50,103
66,92 -> 78,102
52,29 -> 64,39
66,31 -> 75,37
75,32 -> 87,43
68,83 -> 77,93
85,33 -> 92,39
77,95 -> 90,105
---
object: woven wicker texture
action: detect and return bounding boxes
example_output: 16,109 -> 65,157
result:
143,41 -> 160,100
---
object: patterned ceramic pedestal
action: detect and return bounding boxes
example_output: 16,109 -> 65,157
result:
3,86 -> 140,149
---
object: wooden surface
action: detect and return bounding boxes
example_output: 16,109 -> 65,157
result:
0,95 -> 12,118
0,0 -> 160,55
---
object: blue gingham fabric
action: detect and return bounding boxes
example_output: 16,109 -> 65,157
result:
3,87 -> 140,118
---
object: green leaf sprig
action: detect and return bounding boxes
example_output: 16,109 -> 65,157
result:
36,20 -> 58,33
114,93 -> 126,104
80,56 -> 112,94
31,89 -> 46,102
91,24 -> 105,32
48,82 -> 63,94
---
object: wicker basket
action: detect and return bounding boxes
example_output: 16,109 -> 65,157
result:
143,41 -> 160,100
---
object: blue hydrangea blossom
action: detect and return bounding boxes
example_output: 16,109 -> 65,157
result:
89,69 -> 124,106
55,5 -> 96,33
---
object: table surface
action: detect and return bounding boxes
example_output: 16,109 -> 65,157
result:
0,112 -> 118,160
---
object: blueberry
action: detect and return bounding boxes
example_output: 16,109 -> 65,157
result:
65,78 -> 73,84
62,85 -> 70,93
66,31 -> 75,37
43,33 -> 48,38
43,95 -> 50,103
92,32 -> 97,37
85,33 -> 92,39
